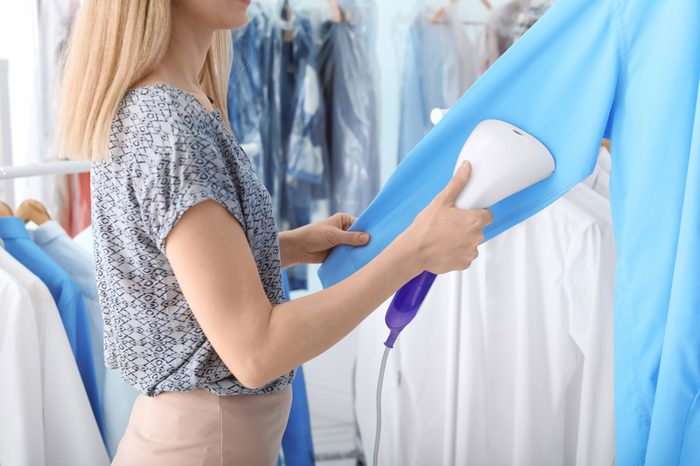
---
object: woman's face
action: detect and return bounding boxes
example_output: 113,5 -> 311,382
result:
173,0 -> 251,31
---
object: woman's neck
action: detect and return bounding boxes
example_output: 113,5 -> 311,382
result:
132,6 -> 214,108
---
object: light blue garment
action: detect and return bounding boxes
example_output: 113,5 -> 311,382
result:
319,0 -> 700,463
397,7 -> 471,162
0,217 -> 104,440
32,221 -> 138,459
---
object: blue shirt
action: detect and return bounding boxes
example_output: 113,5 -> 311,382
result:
0,217 -> 104,439
319,0 -> 700,463
32,221 -> 138,458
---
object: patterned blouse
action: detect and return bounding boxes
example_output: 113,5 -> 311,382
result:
91,84 -> 294,396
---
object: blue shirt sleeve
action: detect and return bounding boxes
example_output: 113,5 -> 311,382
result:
319,0 -> 620,287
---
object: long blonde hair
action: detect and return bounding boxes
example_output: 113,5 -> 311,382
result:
57,0 -> 232,161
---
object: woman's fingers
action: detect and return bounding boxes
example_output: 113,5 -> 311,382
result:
333,229 -> 370,247
331,212 -> 358,231
437,161 -> 472,206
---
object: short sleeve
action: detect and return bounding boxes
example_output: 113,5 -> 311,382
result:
319,0 -> 621,287
137,124 -> 245,253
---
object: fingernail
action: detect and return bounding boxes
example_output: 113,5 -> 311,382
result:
460,161 -> 469,172
360,233 -> 370,242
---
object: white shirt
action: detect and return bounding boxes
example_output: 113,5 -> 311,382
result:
355,182 -> 615,466
0,248 -> 109,466
32,221 -> 139,458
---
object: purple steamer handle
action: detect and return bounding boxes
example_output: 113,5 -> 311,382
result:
384,271 -> 437,347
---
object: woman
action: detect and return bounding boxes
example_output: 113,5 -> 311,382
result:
58,0 -> 492,464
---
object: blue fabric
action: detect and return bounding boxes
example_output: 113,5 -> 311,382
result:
0,217 -> 104,440
32,221 -> 138,459
319,0 -> 700,463
280,271 -> 316,466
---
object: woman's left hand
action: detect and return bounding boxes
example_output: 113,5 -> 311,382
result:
280,213 -> 370,268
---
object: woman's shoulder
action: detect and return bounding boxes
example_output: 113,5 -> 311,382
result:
116,83 -> 221,139
109,83 -> 226,164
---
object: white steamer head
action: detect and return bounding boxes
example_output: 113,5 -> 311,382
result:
453,120 -> 555,210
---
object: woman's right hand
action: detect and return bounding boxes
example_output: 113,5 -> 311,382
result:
402,161 -> 494,275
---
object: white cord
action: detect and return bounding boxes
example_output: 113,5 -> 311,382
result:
373,346 -> 391,466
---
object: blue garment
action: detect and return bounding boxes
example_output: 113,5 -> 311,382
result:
280,13 -> 329,290
319,0 -> 700,463
279,271 -> 316,466
229,5 -> 284,222
32,221 -> 138,459
0,217 -> 104,439
229,6 -> 265,178
318,13 -> 380,217
282,17 -> 328,199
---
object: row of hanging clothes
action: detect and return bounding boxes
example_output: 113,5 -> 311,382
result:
0,199 -> 138,466
228,0 -> 380,290
356,1 -> 617,465
397,0 -> 555,163
0,191 -> 318,466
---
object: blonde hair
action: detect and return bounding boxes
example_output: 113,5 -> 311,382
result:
57,0 -> 232,161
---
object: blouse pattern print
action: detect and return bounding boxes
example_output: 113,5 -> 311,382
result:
91,84 -> 293,396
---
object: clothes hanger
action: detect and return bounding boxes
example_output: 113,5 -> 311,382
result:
327,0 -> 351,23
16,199 -> 51,225
430,0 -> 458,25
283,0 -> 294,43
0,201 -> 13,217
431,0 -> 490,25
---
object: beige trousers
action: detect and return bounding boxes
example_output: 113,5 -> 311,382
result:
112,387 -> 292,466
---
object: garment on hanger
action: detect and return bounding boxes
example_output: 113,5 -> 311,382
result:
280,9 -> 328,289
318,6 -> 380,216
32,220 -> 138,459
0,248 -> 109,466
231,3 -> 286,222
355,183 -> 615,466
321,0 -> 700,462
229,4 -> 266,180
230,4 -> 329,290
398,3 -> 478,162
479,0 -> 523,74
281,13 -> 328,211
0,217 -> 103,438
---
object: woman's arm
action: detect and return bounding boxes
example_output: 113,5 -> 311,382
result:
278,213 -> 369,269
166,162 -> 491,388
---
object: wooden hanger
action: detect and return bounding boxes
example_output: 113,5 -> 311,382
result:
327,0 -> 352,23
432,0 -> 490,25
0,201 -> 13,217
430,0 -> 458,25
16,199 -> 52,225
283,0 -> 294,43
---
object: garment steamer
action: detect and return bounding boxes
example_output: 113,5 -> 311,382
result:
372,120 -> 555,465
